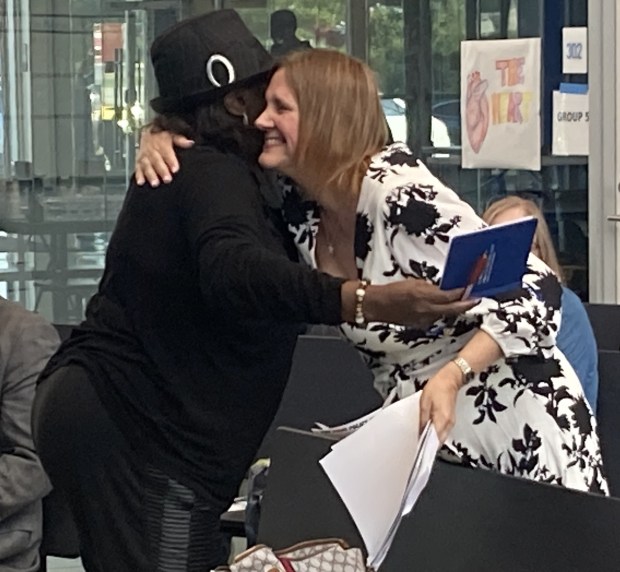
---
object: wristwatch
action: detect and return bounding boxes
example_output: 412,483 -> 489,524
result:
452,356 -> 475,386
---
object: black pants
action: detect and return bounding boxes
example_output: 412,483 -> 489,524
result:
33,365 -> 228,572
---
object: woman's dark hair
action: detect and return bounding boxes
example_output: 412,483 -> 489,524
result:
150,83 -> 265,160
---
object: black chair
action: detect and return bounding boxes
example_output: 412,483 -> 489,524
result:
596,350 -> 620,496
220,335 -> 379,537
584,303 -> 620,352
259,427 -> 620,572
256,335 -> 380,457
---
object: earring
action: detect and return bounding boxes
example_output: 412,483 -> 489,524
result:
242,112 -> 249,126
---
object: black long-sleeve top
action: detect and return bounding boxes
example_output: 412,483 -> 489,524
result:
42,145 -> 344,506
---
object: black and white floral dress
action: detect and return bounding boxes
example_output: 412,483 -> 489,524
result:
282,143 -> 608,495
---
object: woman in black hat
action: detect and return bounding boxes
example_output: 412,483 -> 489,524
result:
32,10 -> 473,572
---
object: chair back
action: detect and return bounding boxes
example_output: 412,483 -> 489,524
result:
256,335 -> 380,457
597,349 -> 620,495
585,303 -> 620,351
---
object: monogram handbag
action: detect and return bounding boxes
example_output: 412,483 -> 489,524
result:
216,538 -> 371,572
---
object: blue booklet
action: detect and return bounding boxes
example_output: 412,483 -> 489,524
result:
440,216 -> 537,298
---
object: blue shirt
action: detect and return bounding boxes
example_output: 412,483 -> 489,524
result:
557,287 -> 599,412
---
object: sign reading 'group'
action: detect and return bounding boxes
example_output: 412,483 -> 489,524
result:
553,90 -> 589,156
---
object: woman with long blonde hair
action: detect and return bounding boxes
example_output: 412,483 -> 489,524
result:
254,48 -> 605,493
482,196 -> 598,410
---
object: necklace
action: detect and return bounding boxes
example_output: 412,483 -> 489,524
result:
320,204 -> 354,258
321,220 -> 336,256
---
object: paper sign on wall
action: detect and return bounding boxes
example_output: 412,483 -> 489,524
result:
562,27 -> 588,74
461,38 -> 541,171
552,90 -> 589,156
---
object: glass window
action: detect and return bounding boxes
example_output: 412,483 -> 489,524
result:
0,0 -> 592,325
0,1 -> 150,323
426,0 -> 590,299
228,1 -> 348,54
369,3 -> 404,96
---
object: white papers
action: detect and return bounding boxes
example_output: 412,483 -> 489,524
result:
226,497 -> 247,512
319,392 -> 440,570
312,409 -> 380,440
312,388 -> 398,439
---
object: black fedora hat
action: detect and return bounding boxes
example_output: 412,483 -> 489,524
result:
150,10 -> 273,114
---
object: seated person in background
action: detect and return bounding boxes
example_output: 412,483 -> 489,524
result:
483,196 -> 599,412
0,297 -> 58,571
270,10 -> 312,58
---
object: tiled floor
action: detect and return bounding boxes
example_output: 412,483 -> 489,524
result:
46,557 -> 85,571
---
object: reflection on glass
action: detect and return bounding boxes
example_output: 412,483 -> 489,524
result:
478,0 -> 519,39
381,97 -> 452,148
231,2 -> 347,53
0,0 -> 594,323
369,3 -> 404,96
369,2 -> 464,147
0,4 -> 147,322
270,9 -> 313,56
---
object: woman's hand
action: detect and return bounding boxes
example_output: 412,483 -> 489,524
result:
135,128 -> 194,186
419,362 -> 462,443
360,280 -> 478,330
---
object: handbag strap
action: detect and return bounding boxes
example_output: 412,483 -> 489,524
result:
277,556 -> 295,572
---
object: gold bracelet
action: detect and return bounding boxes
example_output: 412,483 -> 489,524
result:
354,279 -> 370,326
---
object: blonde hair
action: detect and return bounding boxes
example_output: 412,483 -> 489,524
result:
482,196 -> 564,284
274,49 -> 388,199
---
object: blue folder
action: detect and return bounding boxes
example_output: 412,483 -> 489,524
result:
439,216 -> 537,298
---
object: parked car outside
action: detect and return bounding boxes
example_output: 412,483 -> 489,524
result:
431,98 -> 461,145
381,97 -> 452,149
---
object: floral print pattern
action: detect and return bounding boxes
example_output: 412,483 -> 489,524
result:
281,143 -> 608,495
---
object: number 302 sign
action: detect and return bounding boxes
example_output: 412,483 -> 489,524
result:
562,27 -> 588,74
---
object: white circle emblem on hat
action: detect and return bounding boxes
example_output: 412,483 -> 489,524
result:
206,54 -> 236,88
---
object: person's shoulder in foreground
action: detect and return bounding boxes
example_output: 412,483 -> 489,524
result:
0,297 -> 59,570
557,286 -> 599,411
